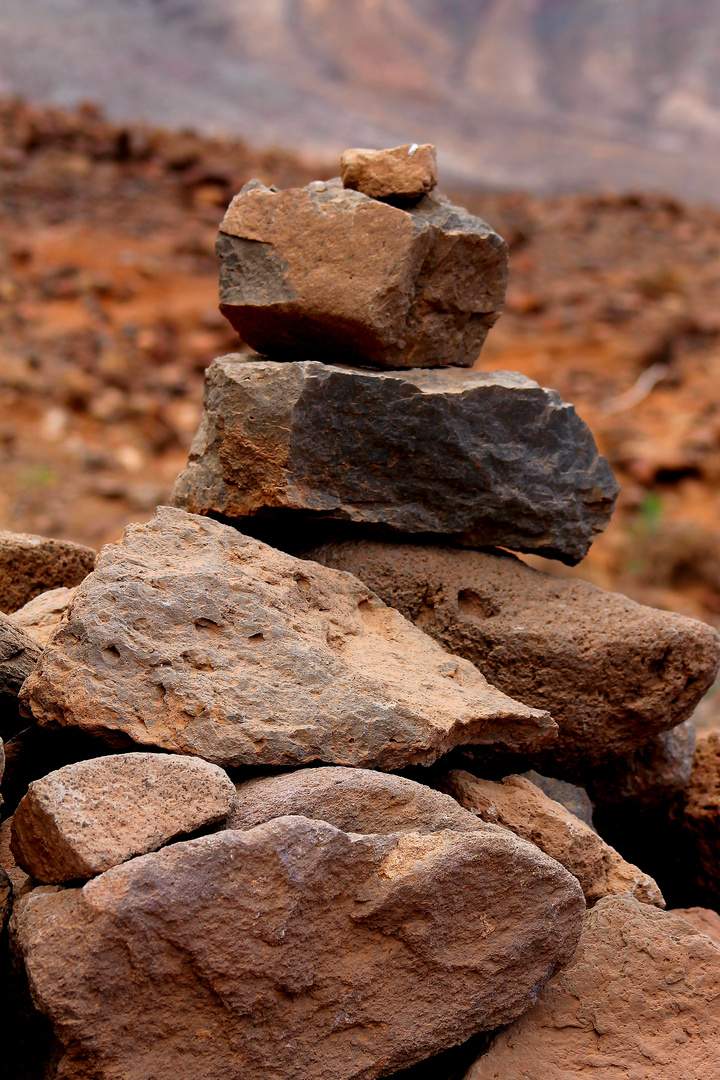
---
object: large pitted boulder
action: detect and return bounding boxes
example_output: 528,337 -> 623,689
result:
216,177 -> 507,369
172,357 -> 619,564
11,753 -> 237,883
20,507 -> 554,770
0,529 -> 95,614
307,542 -> 720,770
229,766 -> 485,835
464,896 -> 720,1080
442,770 -> 664,908
14,815 -> 585,1080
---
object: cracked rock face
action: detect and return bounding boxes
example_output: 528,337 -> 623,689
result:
19,507 -> 553,770
14,814 -> 585,1080
307,542 -> 720,769
464,896 -> 720,1080
216,177 -> 507,369
172,357 -> 619,564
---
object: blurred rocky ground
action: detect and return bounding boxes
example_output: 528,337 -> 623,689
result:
2,98 -> 720,726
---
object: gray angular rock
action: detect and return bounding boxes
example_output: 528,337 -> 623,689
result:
0,529 -> 95,614
307,542 -> 720,769
229,766 -> 485,835
587,720 -> 697,810
216,177 -> 507,369
521,770 -> 595,828
20,507 -> 554,770
15,814 -> 585,1080
1,613 -> 41,741
11,752 -> 238,883
173,357 -> 619,564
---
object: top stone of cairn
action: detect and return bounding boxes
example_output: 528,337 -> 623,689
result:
340,143 -> 438,200
216,146 -> 507,369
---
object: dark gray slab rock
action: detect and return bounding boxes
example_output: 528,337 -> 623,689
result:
14,814 -> 585,1080
587,720 -> 697,811
172,356 -> 619,564
216,177 -> 507,369
307,542 -> 720,772
229,766 -> 486,835
20,507 -> 554,771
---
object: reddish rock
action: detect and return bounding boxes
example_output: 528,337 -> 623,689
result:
464,896 -> 720,1079
0,530 -> 95,614
15,815 -> 585,1080
674,731 -> 720,907
671,906 -> 720,946
340,144 -> 438,200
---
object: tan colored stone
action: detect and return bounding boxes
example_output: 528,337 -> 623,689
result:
340,144 -> 438,199
671,906 -> 720,946
464,896 -> 720,1080
10,752 -> 237,883
216,177 -> 507,368
230,766 -> 486,835
442,770 -> 664,907
15,814 -> 585,1080
0,529 -> 95,614
10,586 -> 77,646
307,541 -> 720,771
0,817 -> 33,900
20,507 -> 554,770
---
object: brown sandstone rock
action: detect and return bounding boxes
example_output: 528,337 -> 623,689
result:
173,357 -> 619,565
674,731 -> 720,907
340,144 -> 438,200
464,896 -> 720,1080
15,814 -> 585,1080
0,530 -> 95,614
11,752 -> 237,883
229,765 -> 485,835
671,906 -> 720,946
307,541 -> 720,770
216,177 -> 507,369
9,586 -> 78,646
442,770 -> 664,907
1,614 -> 41,741
20,507 -> 554,770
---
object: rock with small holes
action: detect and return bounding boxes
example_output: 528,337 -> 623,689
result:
0,529 -> 95,614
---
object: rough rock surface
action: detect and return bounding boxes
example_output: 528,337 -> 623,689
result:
340,144 -> 438,200
587,719 -> 697,810
15,814 -> 585,1080
0,817 -> 33,901
0,530 -> 95,614
442,770 -> 664,907
229,766 -> 485,835
216,177 -> 507,369
464,896 -> 720,1080
1,614 -> 41,741
10,586 -> 78,646
675,731 -> 720,907
11,752 -> 237,883
308,542 -> 720,768
20,507 -> 553,770
671,906 -> 720,946
173,357 -> 619,564
521,770 -> 594,828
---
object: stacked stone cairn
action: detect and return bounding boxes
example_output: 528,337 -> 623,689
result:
3,145 -> 720,1080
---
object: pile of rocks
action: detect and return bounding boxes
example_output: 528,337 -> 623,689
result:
2,145 -> 720,1080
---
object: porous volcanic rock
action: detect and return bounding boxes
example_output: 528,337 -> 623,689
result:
587,719 -> 696,810
0,530 -> 95,614
172,357 -> 619,564
20,507 -> 553,770
308,542 -> 720,769
671,906 -> 720,946
229,766 -> 485,835
340,144 -> 438,200
441,771 -> 664,907
1,614 -> 41,741
464,896 -> 720,1080
674,731 -> 720,907
15,814 -> 585,1080
11,753 -> 237,883
10,586 -> 78,646
216,177 -> 507,369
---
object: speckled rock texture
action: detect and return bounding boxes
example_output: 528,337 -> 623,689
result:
441,770 -> 664,907
307,542 -> 720,770
216,177 -> 507,369
173,357 -> 619,564
14,814 -> 585,1080
229,766 -> 485,835
10,752 -> 237,883
671,906 -> 720,946
9,586 -> 78,646
340,144 -> 438,199
0,530 -> 95,614
463,896 -> 720,1080
20,507 -> 553,770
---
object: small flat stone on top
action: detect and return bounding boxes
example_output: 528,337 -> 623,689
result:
340,143 -> 438,200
